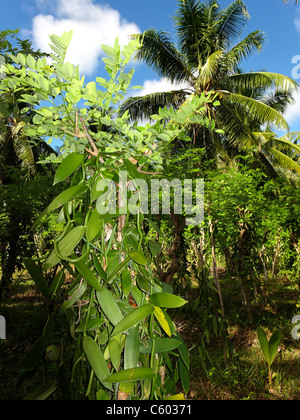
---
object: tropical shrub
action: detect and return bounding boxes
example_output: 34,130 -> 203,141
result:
0,31 -> 221,400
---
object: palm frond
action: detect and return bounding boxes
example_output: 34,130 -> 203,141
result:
216,0 -> 249,46
226,92 -> 290,131
198,50 -> 224,89
225,31 -> 265,70
175,0 -> 220,67
132,30 -> 192,84
278,131 -> 300,148
119,90 -> 189,122
270,147 -> 300,174
214,98 -> 256,146
12,133 -> 36,175
261,89 -> 295,114
258,131 -> 300,154
229,71 -> 299,93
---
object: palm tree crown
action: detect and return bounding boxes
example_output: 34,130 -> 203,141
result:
121,0 -> 299,169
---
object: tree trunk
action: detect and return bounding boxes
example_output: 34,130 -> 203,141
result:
224,246 -> 234,276
259,246 -> 269,290
209,220 -> 225,321
199,230 -> 205,268
0,237 -> 18,302
271,238 -> 281,279
209,219 -> 229,363
237,226 -> 252,321
162,214 -> 185,284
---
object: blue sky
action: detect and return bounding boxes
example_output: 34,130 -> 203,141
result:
1,0 -> 300,132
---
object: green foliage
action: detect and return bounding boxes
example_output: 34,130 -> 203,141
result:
0,169 -> 63,297
122,0 -> 299,176
257,327 -> 282,386
0,31 -> 224,400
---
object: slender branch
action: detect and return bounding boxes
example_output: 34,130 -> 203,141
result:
79,116 -> 99,156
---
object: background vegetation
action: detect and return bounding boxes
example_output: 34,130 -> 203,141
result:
0,0 -> 299,401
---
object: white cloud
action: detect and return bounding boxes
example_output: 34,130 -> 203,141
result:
133,77 -> 189,97
285,89 -> 300,127
285,13 -> 300,127
30,0 -> 140,75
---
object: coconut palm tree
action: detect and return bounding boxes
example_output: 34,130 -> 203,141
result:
121,0 -> 299,168
0,29 -> 52,183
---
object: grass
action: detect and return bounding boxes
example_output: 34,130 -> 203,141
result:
1,271 -> 300,400
0,272 -> 48,400
177,274 -> 300,400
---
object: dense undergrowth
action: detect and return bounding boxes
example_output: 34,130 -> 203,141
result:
1,271 -> 300,400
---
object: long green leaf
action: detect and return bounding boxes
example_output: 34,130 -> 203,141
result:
53,153 -> 84,185
107,256 -> 131,283
86,208 -> 103,242
149,292 -> 187,309
178,336 -> 190,369
108,338 -> 122,371
58,226 -> 85,257
48,184 -> 89,213
83,337 -> 112,391
227,92 -> 289,131
230,71 -> 298,94
128,250 -> 148,266
62,281 -> 87,310
112,304 -> 154,336
257,327 -> 270,365
44,226 -> 85,270
23,383 -> 57,401
22,336 -> 48,371
269,331 -> 282,366
24,258 -> 49,298
75,318 -> 105,332
74,260 -> 101,291
104,367 -> 155,383
96,287 -> 124,326
271,148 -> 300,174
140,338 -> 182,354
32,184 -> 88,231
124,326 -> 140,370
179,358 -> 189,395
121,270 -> 132,298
